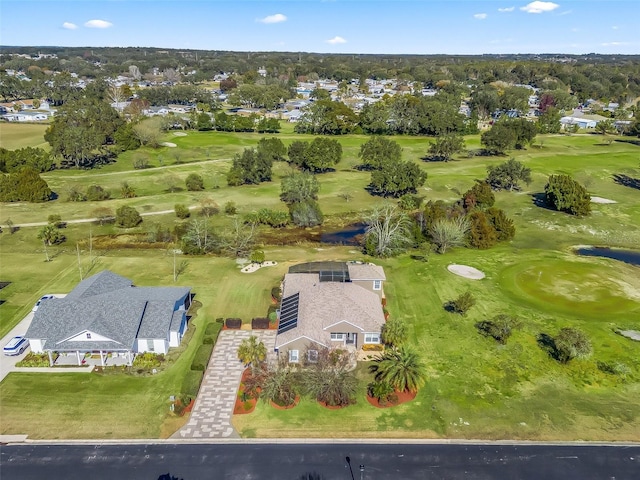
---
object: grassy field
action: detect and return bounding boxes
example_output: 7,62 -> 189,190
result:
1,127 -> 639,440
0,122 -> 50,150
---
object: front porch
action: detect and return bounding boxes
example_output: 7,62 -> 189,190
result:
51,350 -> 134,367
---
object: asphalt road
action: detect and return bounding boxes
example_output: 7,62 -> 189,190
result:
1,442 -> 638,480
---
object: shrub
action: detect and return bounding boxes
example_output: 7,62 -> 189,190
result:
544,174 -> 591,216
132,352 -> 164,368
362,344 -> 384,352
445,291 -> 476,316
191,343 -> 214,371
86,184 -> 111,201
225,318 -> 242,329
476,314 -> 521,344
185,173 -> 204,191
251,317 -> 270,329
224,201 -> 237,215
367,380 -> 395,404
16,352 -> 57,367
270,286 -> 282,302
244,208 -> 289,228
115,205 -> 142,228
205,322 -> 221,335
175,203 -> 191,219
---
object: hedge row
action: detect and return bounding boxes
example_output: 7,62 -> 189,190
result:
190,343 -> 214,371
181,370 -> 204,397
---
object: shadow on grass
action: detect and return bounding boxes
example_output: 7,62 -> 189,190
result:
158,474 -> 184,480
531,192 -> 557,212
537,333 -> 561,362
613,173 -> 640,190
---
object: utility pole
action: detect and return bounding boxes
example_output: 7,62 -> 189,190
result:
76,242 -> 83,280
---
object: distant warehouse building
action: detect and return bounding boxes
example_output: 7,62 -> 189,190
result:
560,116 -> 598,129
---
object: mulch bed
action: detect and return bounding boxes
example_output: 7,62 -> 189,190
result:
318,401 -> 349,410
233,368 -> 258,415
366,390 -> 417,408
270,396 -> 300,410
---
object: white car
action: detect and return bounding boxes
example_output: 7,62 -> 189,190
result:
32,294 -> 55,312
3,336 -> 29,356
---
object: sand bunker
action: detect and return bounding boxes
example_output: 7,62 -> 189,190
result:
161,142 -> 177,148
241,261 -> 278,273
173,132 -> 187,137
618,330 -> 640,342
447,264 -> 485,280
591,196 -> 617,204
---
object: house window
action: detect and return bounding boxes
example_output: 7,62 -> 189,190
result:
330,333 -> 345,341
307,350 -> 318,363
289,350 -> 299,363
147,339 -> 155,352
86,333 -> 92,339
373,280 -> 382,291
364,333 -> 381,344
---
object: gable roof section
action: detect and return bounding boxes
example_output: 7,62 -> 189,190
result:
347,263 -> 386,281
64,270 -> 133,300
25,270 -> 190,351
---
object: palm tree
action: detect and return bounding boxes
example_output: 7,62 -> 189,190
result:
369,346 -> 426,393
237,336 -> 267,374
303,368 -> 358,407
260,367 -> 299,407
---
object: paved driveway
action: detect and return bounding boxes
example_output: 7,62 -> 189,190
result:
177,329 -> 277,439
0,294 -> 70,383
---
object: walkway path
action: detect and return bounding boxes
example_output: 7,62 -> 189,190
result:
177,329 -> 277,439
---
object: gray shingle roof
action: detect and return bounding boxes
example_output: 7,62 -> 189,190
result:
275,272 -> 385,349
25,270 -> 190,351
347,263 -> 386,281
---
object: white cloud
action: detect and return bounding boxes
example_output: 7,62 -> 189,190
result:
62,22 -> 78,30
257,13 -> 287,24
612,25 -> 619,30
474,13 -> 488,20
602,41 -> 629,46
520,2 -> 560,14
84,19 -> 113,29
498,7 -> 515,12
326,36 -> 347,45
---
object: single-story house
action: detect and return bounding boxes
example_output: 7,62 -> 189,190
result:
25,270 -> 192,366
2,111 -> 48,122
560,116 -> 598,129
274,262 -> 386,364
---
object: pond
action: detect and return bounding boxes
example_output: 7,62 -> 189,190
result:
575,247 -> 640,266
320,223 -> 367,245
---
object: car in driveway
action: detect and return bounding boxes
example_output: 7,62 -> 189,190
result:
3,336 -> 29,356
32,294 -> 55,312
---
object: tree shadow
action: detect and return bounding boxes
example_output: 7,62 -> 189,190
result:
297,472 -> 326,480
613,173 -> 640,190
158,473 -> 184,480
531,192 -> 556,211
442,301 -> 455,313
537,333 -> 560,361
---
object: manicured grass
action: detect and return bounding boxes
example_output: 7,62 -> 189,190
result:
1,131 -> 640,440
0,122 -> 50,150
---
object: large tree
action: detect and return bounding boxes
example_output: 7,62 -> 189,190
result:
544,174 -> 591,216
369,160 -> 427,198
44,98 -> 124,168
363,203 -> 412,257
427,134 -> 465,162
358,136 -> 402,170
486,158 -> 532,192
227,148 -> 273,186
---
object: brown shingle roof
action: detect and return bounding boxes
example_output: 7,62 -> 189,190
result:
275,272 -> 385,349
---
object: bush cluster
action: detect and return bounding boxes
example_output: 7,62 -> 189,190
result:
244,208 -> 289,228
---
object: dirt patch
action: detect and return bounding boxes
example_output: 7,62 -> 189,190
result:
447,264 -> 485,280
591,196 -> 617,204
366,390 -> 417,408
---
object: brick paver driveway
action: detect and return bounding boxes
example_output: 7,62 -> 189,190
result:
177,329 -> 276,438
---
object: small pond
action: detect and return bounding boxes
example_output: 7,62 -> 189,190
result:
320,223 -> 367,245
575,247 -> 640,266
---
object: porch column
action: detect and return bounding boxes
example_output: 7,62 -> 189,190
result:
47,350 -> 53,367
127,351 -> 132,366
100,350 -> 105,367
76,350 -> 81,366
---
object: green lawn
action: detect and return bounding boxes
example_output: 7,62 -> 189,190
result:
0,122 -> 50,150
1,131 -> 639,440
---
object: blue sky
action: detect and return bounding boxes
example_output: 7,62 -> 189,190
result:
1,1 -> 638,55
